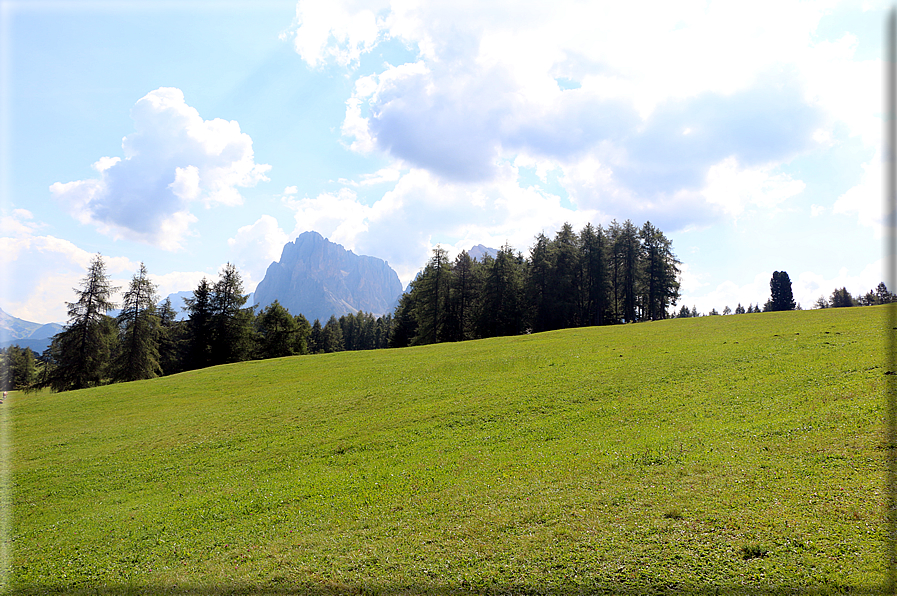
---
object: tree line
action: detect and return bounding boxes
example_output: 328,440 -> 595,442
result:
389,220 -> 681,347
1,256 -> 395,392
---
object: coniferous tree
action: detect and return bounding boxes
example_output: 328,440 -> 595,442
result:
830,287 -> 855,308
411,247 -> 451,345
294,314 -> 312,355
580,223 -> 609,326
256,300 -> 300,359
548,223 -> 581,330
444,251 -> 478,341
157,297 -> 185,375
184,278 -> 214,370
735,303 -> 745,314
389,295 -> 417,348
309,319 -> 323,354
767,271 -> 796,311
113,263 -> 162,382
477,245 -> 525,338
46,254 -> 118,392
526,233 -> 553,333
638,222 -> 680,321
210,263 -> 254,365
321,315 -> 344,353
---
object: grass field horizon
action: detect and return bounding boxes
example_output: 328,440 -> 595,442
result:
6,306 -> 889,594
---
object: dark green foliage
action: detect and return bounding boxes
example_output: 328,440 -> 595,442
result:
0,345 -> 37,391
112,263 -> 162,383
735,303 -> 745,314
410,247 -> 451,345
389,294 -> 417,348
210,263 -> 254,365
477,245 -> 525,338
46,254 -> 118,392
766,271 -> 796,312
184,278 -> 215,370
309,319 -> 323,354
321,315 -> 344,353
157,298 -> 185,375
639,221 -> 681,321
830,287 -> 855,308
255,300 -> 302,359
395,220 -> 681,346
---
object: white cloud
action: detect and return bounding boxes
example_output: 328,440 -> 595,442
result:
0,232 -> 139,323
833,154 -> 882,234
702,157 -> 806,217
227,215 -> 291,291
283,167 -> 596,286
50,87 -> 270,250
289,0 -> 876,234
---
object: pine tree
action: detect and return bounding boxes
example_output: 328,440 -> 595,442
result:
112,263 -> 162,382
46,254 -> 118,391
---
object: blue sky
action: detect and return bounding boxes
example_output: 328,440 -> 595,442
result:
0,0 -> 889,323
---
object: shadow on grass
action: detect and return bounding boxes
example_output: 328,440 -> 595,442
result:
5,584 -> 888,596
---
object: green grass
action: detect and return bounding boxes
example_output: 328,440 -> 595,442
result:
5,307 -> 890,594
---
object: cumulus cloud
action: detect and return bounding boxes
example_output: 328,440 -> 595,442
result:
833,154 -> 882,235
288,0 -> 872,230
50,87 -> 270,250
0,231 -> 139,324
227,215 -> 291,291
283,168 -> 596,285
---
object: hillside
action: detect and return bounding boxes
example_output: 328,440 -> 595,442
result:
8,307 -> 887,593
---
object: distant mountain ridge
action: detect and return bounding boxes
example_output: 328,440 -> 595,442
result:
0,307 -> 63,353
254,232 -> 404,323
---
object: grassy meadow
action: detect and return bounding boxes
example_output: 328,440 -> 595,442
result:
5,306 -> 890,594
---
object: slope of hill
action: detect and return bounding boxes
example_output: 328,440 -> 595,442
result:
254,231 -> 403,323
8,307 -> 886,592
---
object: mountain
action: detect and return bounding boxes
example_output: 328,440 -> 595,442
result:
468,244 -> 498,261
0,307 -> 64,353
254,232 -> 403,323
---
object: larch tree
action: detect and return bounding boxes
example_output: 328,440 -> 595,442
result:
47,254 -> 118,391
113,262 -> 162,382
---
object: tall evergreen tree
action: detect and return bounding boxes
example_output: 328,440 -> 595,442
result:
526,232 -> 554,333
547,223 -> 580,330
46,254 -> 118,391
210,263 -> 254,365
580,223 -> 609,326
113,263 -> 162,382
767,271 -> 796,312
321,315 -> 345,353
411,247 -> 451,345
184,278 -> 214,370
157,297 -> 184,375
256,300 -> 300,359
638,222 -> 680,321
444,250 -> 478,342
477,245 -> 525,338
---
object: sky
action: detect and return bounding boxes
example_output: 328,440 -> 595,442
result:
0,0 -> 891,324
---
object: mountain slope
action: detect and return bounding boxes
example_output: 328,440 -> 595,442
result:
8,307 -> 884,591
254,231 -> 403,322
